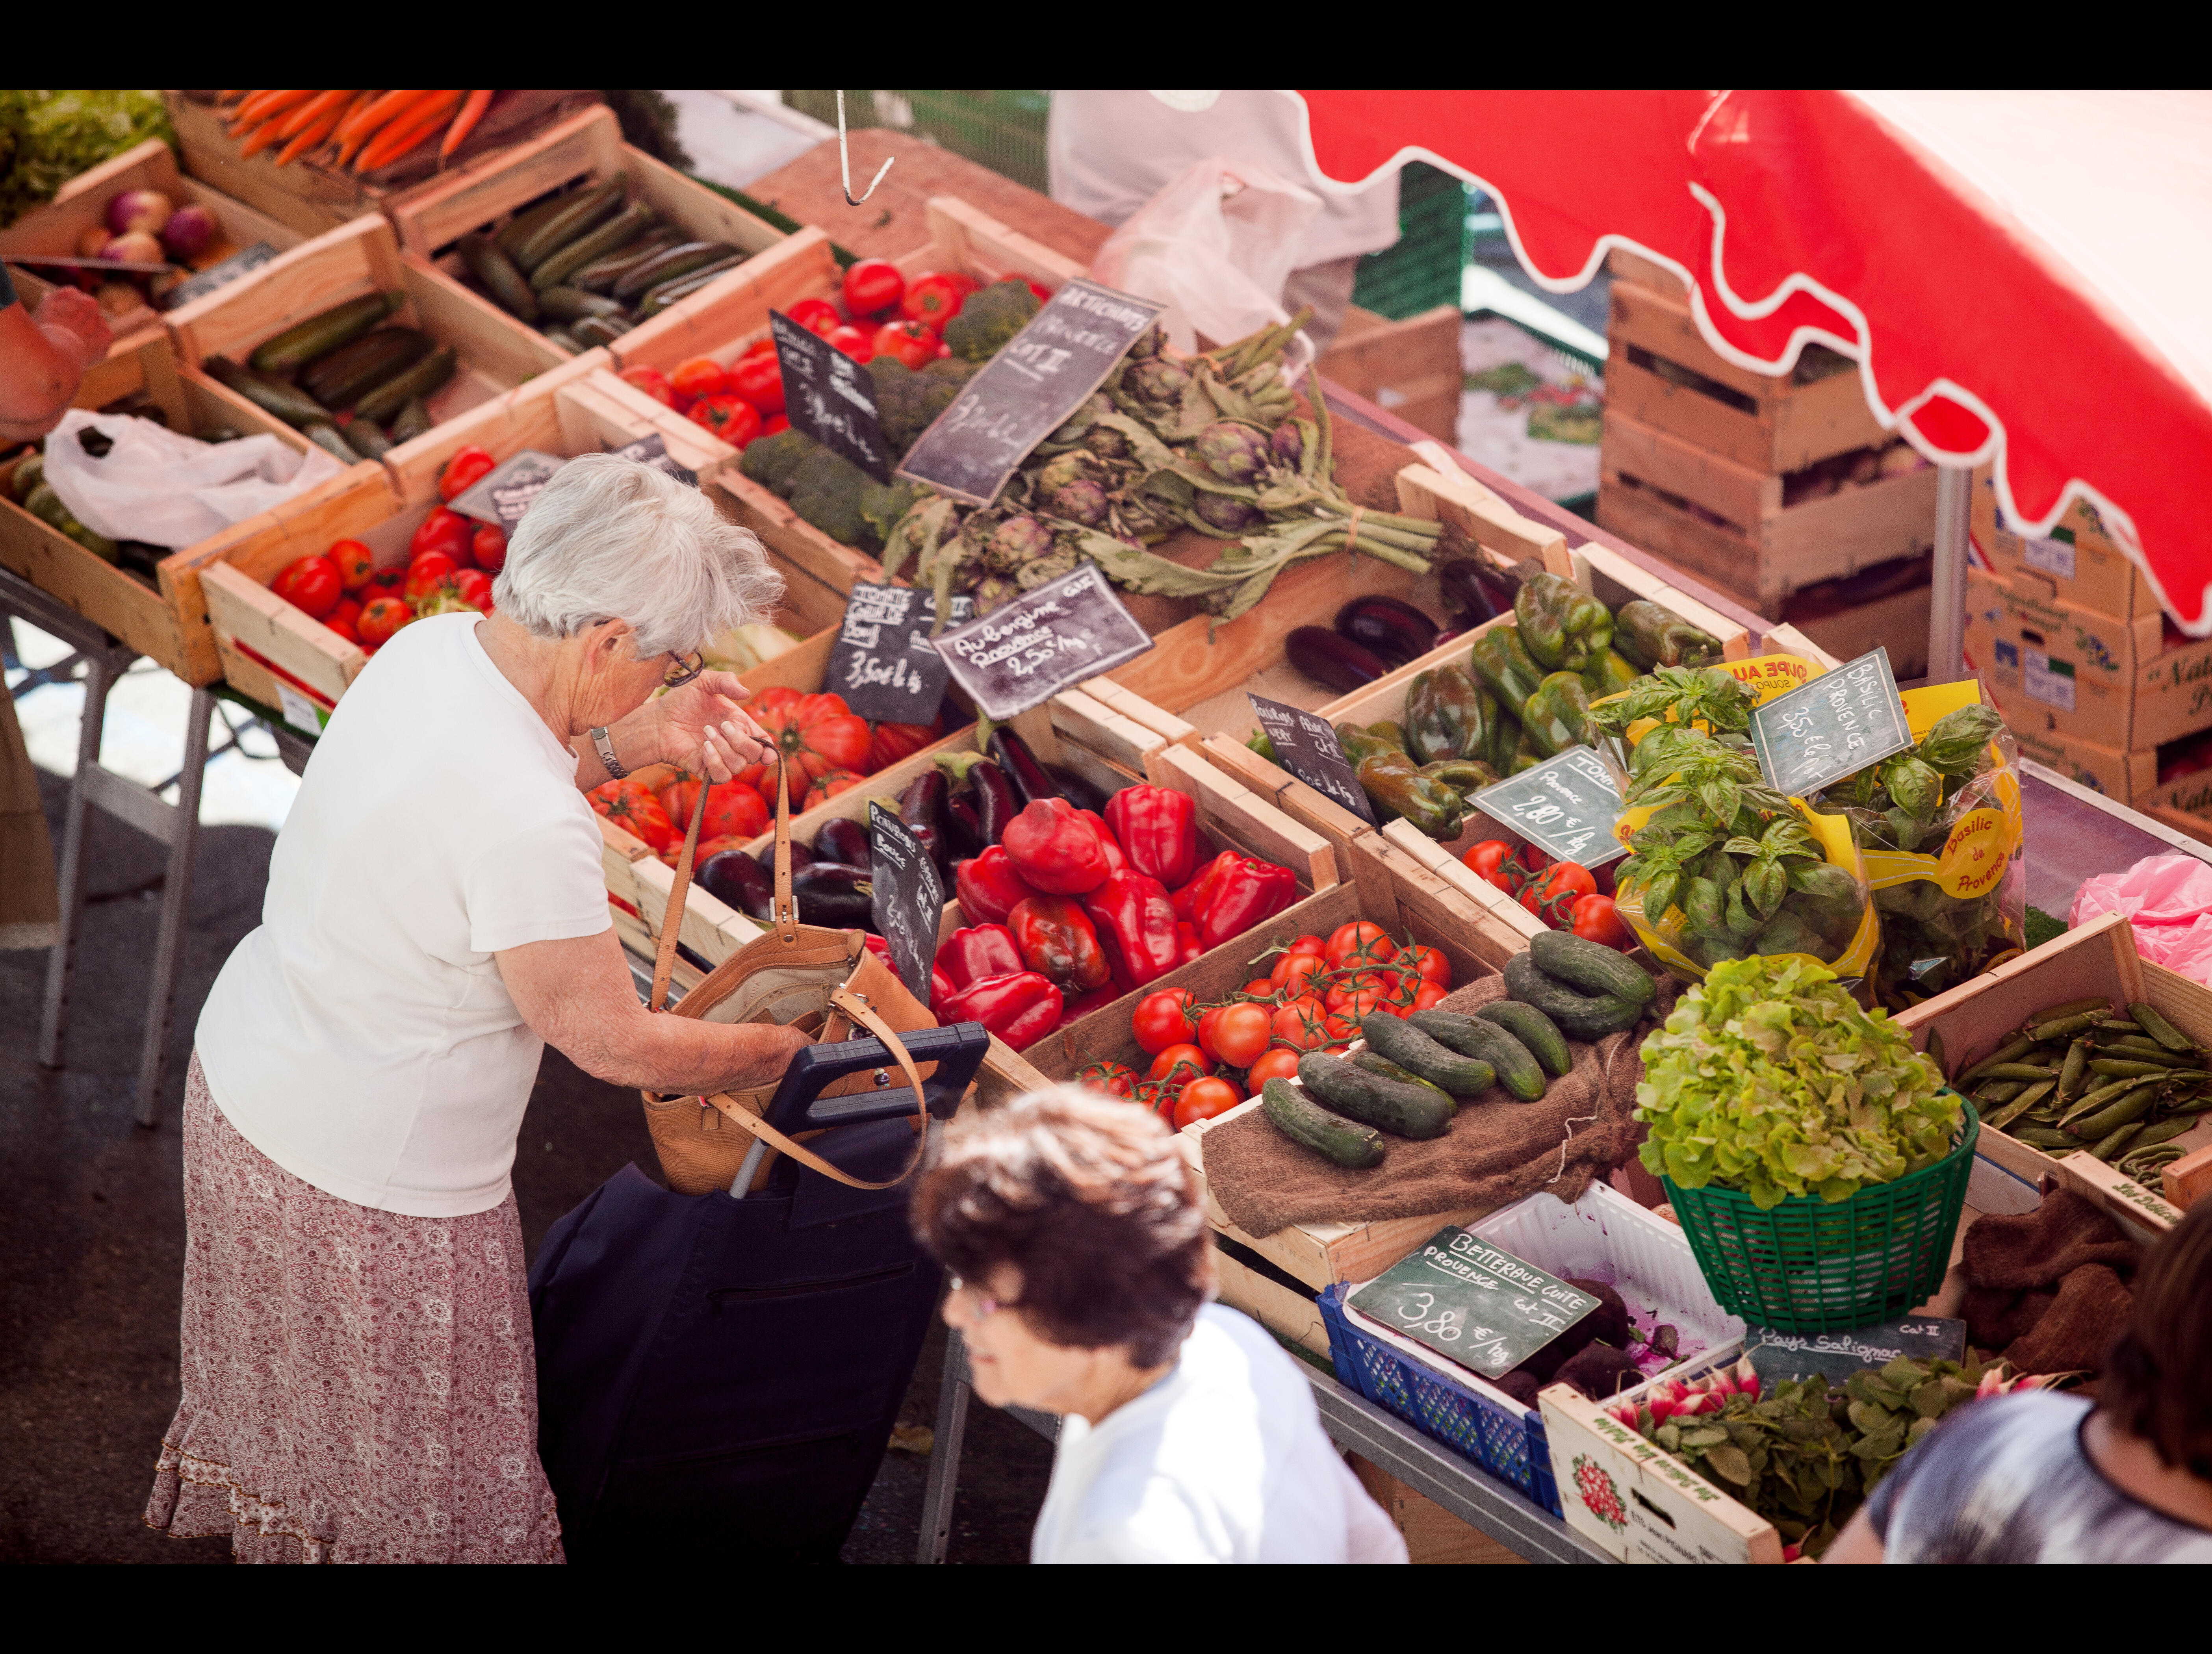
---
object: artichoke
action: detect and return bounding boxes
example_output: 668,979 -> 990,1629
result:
974,573 -> 1022,614
1194,492 -> 1264,534
1017,544 -> 1080,590
986,514 -> 1055,573
1035,452 -> 1090,494
1126,358 -> 1188,404
1084,422 -> 1131,460
1195,421 -> 1271,485
1271,421 -> 1303,467
1127,326 -> 1164,360
1049,479 -> 1109,527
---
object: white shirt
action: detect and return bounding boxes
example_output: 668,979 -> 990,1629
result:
195,614 -> 609,1217
1030,1305 -> 1409,1564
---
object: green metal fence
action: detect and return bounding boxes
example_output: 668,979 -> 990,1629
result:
1351,161 -> 1470,321
782,91 -> 1051,193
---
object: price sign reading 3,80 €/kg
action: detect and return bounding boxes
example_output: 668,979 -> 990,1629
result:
1247,693 -> 1374,825
1470,747 -> 1625,868
1750,648 -> 1912,799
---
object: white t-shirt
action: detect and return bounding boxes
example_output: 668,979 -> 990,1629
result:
1030,1305 -> 1408,1564
195,614 -> 609,1217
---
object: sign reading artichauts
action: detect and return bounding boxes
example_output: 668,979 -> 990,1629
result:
931,562 -> 1152,721
1750,647 -> 1913,799
1248,693 -> 1374,824
897,277 -> 1165,506
771,310 -> 891,482
1471,747 -> 1626,868
868,800 -> 943,1011
829,583 -> 974,725
1347,1226 -> 1601,1381
447,449 -> 566,530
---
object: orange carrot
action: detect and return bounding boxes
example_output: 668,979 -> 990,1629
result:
356,91 -> 464,174
233,89 -> 311,130
275,88 -> 354,143
276,98 -> 350,167
341,89 -> 446,169
238,120 -> 291,160
440,89 -> 494,163
336,88 -> 419,150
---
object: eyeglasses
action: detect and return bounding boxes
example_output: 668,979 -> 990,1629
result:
947,1274 -> 1018,1321
662,649 -> 705,690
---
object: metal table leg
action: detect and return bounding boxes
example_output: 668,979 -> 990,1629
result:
135,685 -> 212,1125
37,652 -> 110,1072
916,1328 -> 973,1565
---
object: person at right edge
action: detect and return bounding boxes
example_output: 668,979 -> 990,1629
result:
912,1087 -> 1407,1563
1828,1195 -> 2212,1562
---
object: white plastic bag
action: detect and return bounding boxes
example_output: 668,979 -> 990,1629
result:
41,409 -> 344,549
1088,156 -> 1321,376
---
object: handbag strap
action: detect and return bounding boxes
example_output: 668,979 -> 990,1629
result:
650,779 -> 712,1015
704,986 -> 932,1190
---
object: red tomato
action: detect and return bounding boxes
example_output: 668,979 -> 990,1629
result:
870,318 -> 937,370
1464,840 -> 1525,894
1241,977 -> 1275,999
1211,1003 -> 1273,1069
1287,934 -> 1328,959
408,506 -> 474,566
825,324 -> 873,362
802,769 -> 865,810
1522,862 -> 1598,927
1570,892 -> 1635,949
471,523 -> 507,575
327,538 -> 374,591
451,568 -> 495,613
1174,1077 -> 1243,1130
1398,944 -> 1451,990
670,357 -> 727,403
366,567 -> 405,599
738,337 -> 778,360
786,297 -> 839,337
1269,952 -> 1324,995
1077,1059 -> 1139,1100
437,445 -> 495,504
1323,990 -> 1388,1040
356,595 -> 412,646
1410,981 -> 1448,1012
618,365 -> 675,407
405,552 -> 458,607
1146,1044 -> 1208,1086
761,414 -> 789,438
730,349 -> 785,415
1195,1005 -> 1228,1064
1245,1048 -> 1303,1089
842,257 -> 905,319
1269,995 -> 1330,1051
324,596 -> 361,643
689,393 -> 763,447
867,718 -> 941,772
270,554 -> 341,620
1024,278 -> 1053,305
900,271 -> 969,333
1133,988 -> 1198,1055
1325,921 -> 1397,971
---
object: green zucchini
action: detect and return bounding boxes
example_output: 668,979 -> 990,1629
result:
24,483 -> 118,559
248,292 -> 404,374
1475,1000 -> 1571,1077
613,241 -> 736,302
512,175 -> 628,272
457,232 -> 538,322
1297,1052 -> 1454,1140
201,356 -> 330,428
345,418 -> 392,460
301,422 -> 364,465
1261,1078 -> 1384,1170
1529,930 -> 1655,1006
531,202 -> 659,292
299,327 -> 434,410
1503,953 -> 1644,1039
1407,1010 -> 1545,1100
573,226 -> 685,293
568,315 -> 633,348
496,191 -> 582,258
389,398 -> 434,444
351,346 -> 457,426
1361,1013 -> 1496,1098
536,286 -> 627,323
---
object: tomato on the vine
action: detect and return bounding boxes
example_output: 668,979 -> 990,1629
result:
1174,1076 -> 1242,1129
1522,862 -> 1598,927
1269,951 -> 1324,994
1133,988 -> 1198,1055
1270,996 -> 1330,1051
1570,892 -> 1634,949
786,297 -> 839,337
1078,1059 -> 1139,1099
1410,981 -> 1448,1012
1210,1003 -> 1273,1069
1464,840 -> 1525,892
730,349 -> 785,415
1287,934 -> 1327,959
1398,944 -> 1451,990
1325,921 -> 1396,971
1245,1048 -> 1302,1089
842,258 -> 905,319
1324,990 -> 1389,1039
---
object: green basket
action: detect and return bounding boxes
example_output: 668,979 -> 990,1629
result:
1351,160 -> 1469,321
1660,1099 -> 1979,1334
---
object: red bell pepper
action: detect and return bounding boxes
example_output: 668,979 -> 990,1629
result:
1081,811 -> 1129,878
1056,983 -> 1121,1029
862,933 -> 902,981
955,847 -> 1041,927
1172,851 -> 1236,923
1007,896 -> 1111,992
1001,797 -> 1112,895
1194,856 -> 1300,949
931,964 -> 956,1006
1081,871 -> 1178,989
1105,785 -> 1200,889
935,923 -> 1024,990
939,971 -> 1062,1052
1175,922 -> 1204,966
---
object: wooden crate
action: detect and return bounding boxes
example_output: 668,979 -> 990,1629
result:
1787,575 -> 1932,681
163,213 -> 570,463
197,366 -> 733,721
1598,409 -> 1939,614
1348,1454 -> 1529,1565
0,330 -> 382,686
1604,278 -> 1884,474
1315,304 -> 1463,444
1970,462 -> 2160,624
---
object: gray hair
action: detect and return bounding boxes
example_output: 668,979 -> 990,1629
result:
492,452 -> 783,656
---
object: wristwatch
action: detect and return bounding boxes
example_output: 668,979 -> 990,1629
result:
590,726 -> 627,780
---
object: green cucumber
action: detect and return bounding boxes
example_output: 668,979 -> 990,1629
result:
1475,1000 -> 1571,1077
1407,1010 -> 1545,1100
299,327 -> 434,410
1352,1051 -> 1460,1104
1361,1013 -> 1496,1098
248,292 -> 404,374
633,253 -> 747,317
1261,1079 -> 1384,1170
351,346 -> 457,426
1297,1052 -> 1454,1140
512,175 -> 629,272
457,232 -> 538,322
613,241 -> 736,302
542,328 -> 586,354
301,422 -> 364,465
201,356 -> 330,428
536,286 -> 627,323
345,418 -> 392,460
496,191 -> 581,258
573,226 -> 685,293
9,451 -> 44,502
568,315 -> 633,347
531,202 -> 658,292
389,398 -> 434,445
24,483 -> 117,560
1502,952 -> 1644,1039
1529,930 -> 1655,1006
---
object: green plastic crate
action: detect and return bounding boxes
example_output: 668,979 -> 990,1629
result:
1661,1100 -> 1980,1333
1351,161 -> 1469,321
783,91 -> 1050,193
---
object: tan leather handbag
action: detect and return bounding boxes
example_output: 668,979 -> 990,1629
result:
639,760 -> 937,1196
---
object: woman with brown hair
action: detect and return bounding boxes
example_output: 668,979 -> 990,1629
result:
1828,1194 -> 2212,1562
912,1087 -> 1405,1564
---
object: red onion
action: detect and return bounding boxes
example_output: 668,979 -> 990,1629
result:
161,204 -> 216,262
106,189 -> 173,237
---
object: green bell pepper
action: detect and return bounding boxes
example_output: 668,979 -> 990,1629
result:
1522,671 -> 1593,757
1356,746 -> 1466,839
1468,624 -> 1546,715
1420,757 -> 1500,792
1613,599 -> 1722,669
1515,571 -> 1614,670
1335,723 -> 1399,768
1580,647 -> 1642,700
1405,665 -> 1496,764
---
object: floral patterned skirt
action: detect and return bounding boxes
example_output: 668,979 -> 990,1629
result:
145,1053 -> 564,1563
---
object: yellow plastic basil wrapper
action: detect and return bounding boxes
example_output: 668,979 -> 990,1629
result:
1590,654 -> 1880,988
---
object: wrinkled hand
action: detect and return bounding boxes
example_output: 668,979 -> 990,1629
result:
33,287 -> 111,365
647,669 -> 773,783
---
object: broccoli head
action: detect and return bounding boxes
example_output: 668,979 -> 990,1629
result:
737,427 -> 816,498
789,445 -> 876,550
943,278 -> 1040,362
859,478 -> 922,548
873,355 -> 976,455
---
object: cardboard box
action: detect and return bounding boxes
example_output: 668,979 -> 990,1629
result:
1971,465 -> 2160,622
2007,725 -> 2160,807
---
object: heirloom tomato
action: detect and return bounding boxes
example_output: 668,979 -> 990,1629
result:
802,769 -> 865,810
751,687 -> 872,804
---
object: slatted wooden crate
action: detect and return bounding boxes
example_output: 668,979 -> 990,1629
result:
1314,304 -> 1463,444
0,329 -> 380,686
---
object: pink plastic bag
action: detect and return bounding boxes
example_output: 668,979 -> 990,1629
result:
2070,852 -> 2212,984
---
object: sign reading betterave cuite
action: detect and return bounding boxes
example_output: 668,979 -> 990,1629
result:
829,583 -> 974,725
1248,693 -> 1374,825
163,241 -> 280,310
932,562 -> 1152,721
896,277 -> 1165,507
1471,747 -> 1626,868
772,310 -> 892,483
868,800 -> 942,1011
1750,647 -> 1913,799
1347,1226 -> 1601,1381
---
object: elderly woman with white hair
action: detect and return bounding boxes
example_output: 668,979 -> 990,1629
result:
145,456 -> 808,1564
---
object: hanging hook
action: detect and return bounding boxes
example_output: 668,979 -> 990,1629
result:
837,91 -> 894,206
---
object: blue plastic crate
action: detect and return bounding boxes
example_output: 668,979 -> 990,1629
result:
1318,1282 -> 1562,1517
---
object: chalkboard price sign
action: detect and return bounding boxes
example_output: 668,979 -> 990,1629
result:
1751,647 -> 1913,798
772,311 -> 892,482
829,583 -> 973,725
1747,1315 -> 1966,1389
1470,747 -> 1626,868
163,241 -> 280,311
897,278 -> 1166,506
1347,1226 -> 1601,1381
932,562 -> 1153,721
605,431 -> 697,488
448,449 -> 566,530
869,800 -> 943,1011
1247,693 -> 1374,824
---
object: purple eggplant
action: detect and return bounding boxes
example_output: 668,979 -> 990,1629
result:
939,750 -> 1018,845
792,862 -> 874,929
756,838 -> 817,875
989,729 -> 1059,811
1438,558 -> 1512,628
900,770 -> 950,875
816,816 -> 871,870
1286,625 -> 1388,693
945,788 -> 985,859
1334,595 -> 1442,666
700,851 -> 774,922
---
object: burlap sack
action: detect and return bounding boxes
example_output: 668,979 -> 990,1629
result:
2004,1262 -> 2134,1377
1960,1188 -> 2142,1376
1201,974 -> 1675,1238
1961,1188 -> 2141,1291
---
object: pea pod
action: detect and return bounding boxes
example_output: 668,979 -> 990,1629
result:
1960,1037 -> 2035,1084
1984,1063 -> 2057,1081
2067,1085 -> 2159,1140
2091,1122 -> 2145,1161
2088,1059 -> 2174,1078
2059,1077 -> 2138,1128
2034,996 -> 2122,1023
2131,1116 -> 2199,1149
2128,1003 -> 2195,1051
2030,1011 -> 2102,1042
2057,1040 -> 2088,1101
1973,1080 -> 2023,1105
1986,1086 -> 2051,1132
